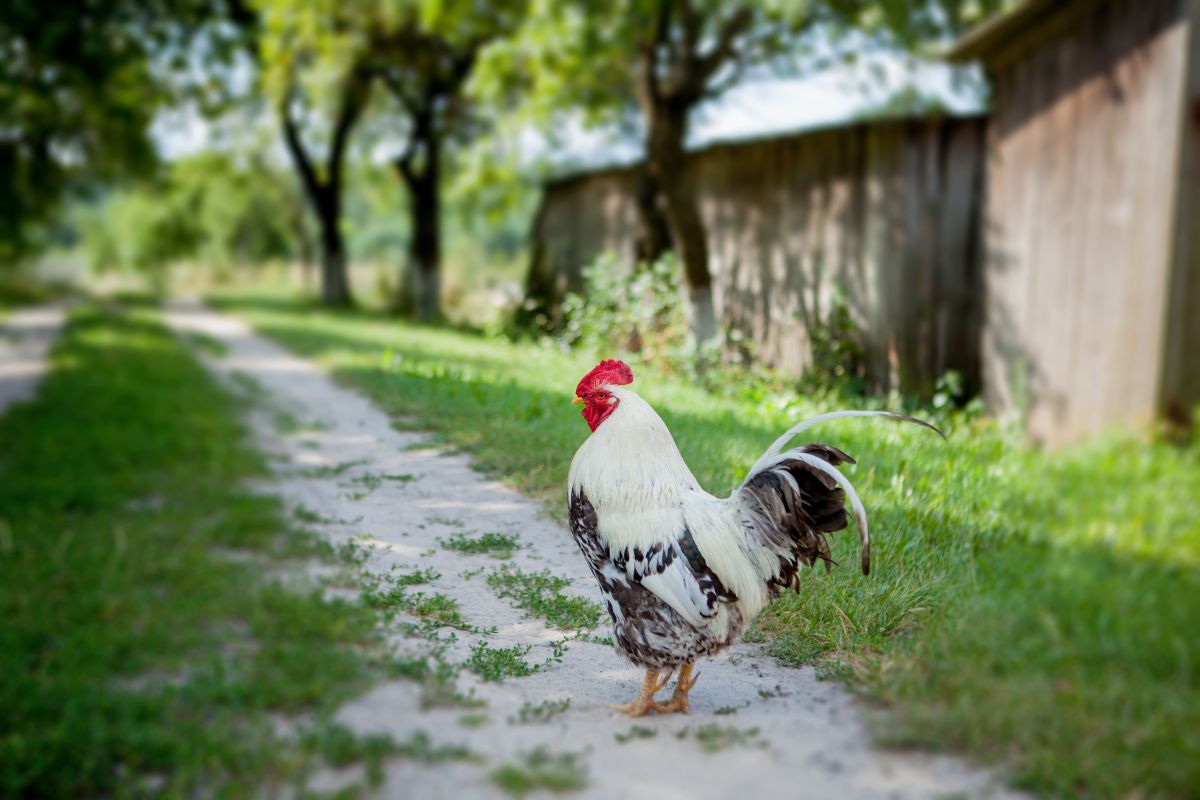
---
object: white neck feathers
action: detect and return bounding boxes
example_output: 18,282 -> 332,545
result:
568,387 -> 702,549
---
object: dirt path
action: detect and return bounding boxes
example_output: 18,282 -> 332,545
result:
163,299 -> 1021,800
0,302 -> 68,416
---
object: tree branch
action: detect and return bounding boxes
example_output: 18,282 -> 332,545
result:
380,68 -> 421,115
695,7 -> 754,87
279,80 -> 324,206
326,63 -> 371,188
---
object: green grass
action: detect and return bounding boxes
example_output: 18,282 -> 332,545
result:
211,289 -> 1200,798
0,302 -> 399,797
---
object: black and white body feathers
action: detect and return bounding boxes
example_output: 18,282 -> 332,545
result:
567,386 -> 936,669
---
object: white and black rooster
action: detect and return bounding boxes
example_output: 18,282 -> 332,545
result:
568,359 -> 941,716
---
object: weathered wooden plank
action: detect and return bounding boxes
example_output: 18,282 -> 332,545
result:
980,0 -> 1190,444
1159,0 -> 1200,427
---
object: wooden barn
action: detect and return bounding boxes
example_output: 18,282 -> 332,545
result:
528,115 -> 988,396
948,0 -> 1200,445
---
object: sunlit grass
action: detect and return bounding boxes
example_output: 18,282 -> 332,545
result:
212,288 -> 1200,797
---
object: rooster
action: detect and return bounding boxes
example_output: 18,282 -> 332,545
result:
568,359 -> 941,716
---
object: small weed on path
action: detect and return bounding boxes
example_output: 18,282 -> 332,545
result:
362,569 -> 474,630
677,724 -> 765,753
510,698 -> 571,725
466,642 -> 537,681
490,748 -> 588,796
440,530 -> 520,558
389,650 -> 482,710
614,726 -> 657,744
486,565 -> 604,633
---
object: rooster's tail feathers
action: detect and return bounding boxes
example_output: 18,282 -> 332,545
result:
738,410 -> 941,578
743,410 -> 944,482
738,444 -> 870,579
790,451 -> 870,576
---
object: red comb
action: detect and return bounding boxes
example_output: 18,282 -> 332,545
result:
576,359 -> 634,396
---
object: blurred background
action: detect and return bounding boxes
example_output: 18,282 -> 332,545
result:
5,0 -> 1196,445
2,0 -> 1198,797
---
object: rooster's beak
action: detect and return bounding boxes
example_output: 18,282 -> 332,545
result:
572,396 -> 584,405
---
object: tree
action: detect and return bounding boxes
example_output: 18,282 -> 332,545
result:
277,65 -> 372,307
254,0 -> 376,306
494,0 -> 1002,342
370,25 -> 479,320
360,1 -> 525,321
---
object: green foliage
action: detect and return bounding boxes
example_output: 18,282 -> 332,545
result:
1,3 -> 154,258
614,725 -> 657,744
215,290 -> 1200,797
475,0 -> 1007,167
362,569 -> 472,630
0,302 -> 390,797
561,254 -> 690,364
552,253 -> 805,399
0,275 -> 54,316
77,153 -> 301,278
302,724 -> 479,787
802,295 -> 866,394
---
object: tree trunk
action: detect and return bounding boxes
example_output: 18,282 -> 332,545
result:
395,126 -> 441,322
633,166 -> 672,265
315,188 -> 352,307
645,100 -> 717,343
290,204 -> 315,292
405,164 -> 440,322
280,105 -> 354,307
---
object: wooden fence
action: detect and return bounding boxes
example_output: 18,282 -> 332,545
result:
528,115 -> 987,396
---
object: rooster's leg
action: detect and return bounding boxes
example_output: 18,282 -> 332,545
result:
607,668 -> 673,717
653,662 -> 699,714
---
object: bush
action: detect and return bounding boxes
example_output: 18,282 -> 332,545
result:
560,253 -> 690,362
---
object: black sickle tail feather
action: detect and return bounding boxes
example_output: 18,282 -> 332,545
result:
740,443 -> 859,593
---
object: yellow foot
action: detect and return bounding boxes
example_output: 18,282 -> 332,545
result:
607,668 -> 673,717
653,663 -> 700,714
607,697 -> 659,717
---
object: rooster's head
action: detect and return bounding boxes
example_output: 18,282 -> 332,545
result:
573,359 -> 633,431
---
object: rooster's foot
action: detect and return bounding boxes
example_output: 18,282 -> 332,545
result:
652,663 -> 700,714
608,668 -> 673,717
